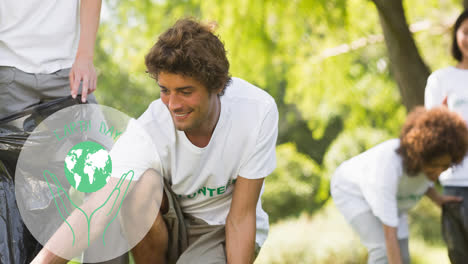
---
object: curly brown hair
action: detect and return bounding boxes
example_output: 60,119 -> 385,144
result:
145,18 -> 231,95
397,107 -> 468,175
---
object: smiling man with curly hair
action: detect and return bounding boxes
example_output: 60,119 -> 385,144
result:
124,18 -> 278,264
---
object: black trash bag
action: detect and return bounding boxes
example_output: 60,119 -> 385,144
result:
442,197 -> 468,264
0,159 -> 39,264
0,96 -> 83,264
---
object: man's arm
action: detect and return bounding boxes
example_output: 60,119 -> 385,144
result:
32,178 -> 120,264
70,0 -> 102,102
383,225 -> 403,264
226,176 -> 264,264
31,248 -> 68,264
32,173 -> 137,264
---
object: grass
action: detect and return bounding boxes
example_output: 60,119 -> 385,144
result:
255,203 -> 367,264
255,199 -> 450,264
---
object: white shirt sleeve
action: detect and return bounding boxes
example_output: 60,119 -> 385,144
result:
360,157 -> 401,227
424,73 -> 444,109
109,119 -> 162,181
238,102 -> 279,179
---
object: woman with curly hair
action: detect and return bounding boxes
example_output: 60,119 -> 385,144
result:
424,10 -> 468,264
331,107 -> 468,264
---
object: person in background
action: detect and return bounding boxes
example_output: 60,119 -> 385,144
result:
0,1 -> 129,264
424,9 -> 468,264
0,0 -> 101,120
331,107 -> 468,264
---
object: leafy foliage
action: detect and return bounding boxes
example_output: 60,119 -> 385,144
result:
262,144 -> 326,222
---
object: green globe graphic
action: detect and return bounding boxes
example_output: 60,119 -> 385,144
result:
64,141 -> 112,193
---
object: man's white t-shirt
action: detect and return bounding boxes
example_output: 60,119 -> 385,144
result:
331,139 -> 432,238
110,77 -> 278,246
0,0 -> 80,73
425,66 -> 468,187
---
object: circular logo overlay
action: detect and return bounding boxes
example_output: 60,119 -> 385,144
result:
14,104 -> 163,262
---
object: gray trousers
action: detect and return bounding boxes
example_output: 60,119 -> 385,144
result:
442,186 -> 468,264
350,211 -> 411,264
0,66 -> 97,119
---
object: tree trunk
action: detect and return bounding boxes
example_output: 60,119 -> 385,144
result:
275,80 -> 343,165
371,0 -> 431,110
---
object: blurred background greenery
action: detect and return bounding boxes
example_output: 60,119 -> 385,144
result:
83,0 -> 468,262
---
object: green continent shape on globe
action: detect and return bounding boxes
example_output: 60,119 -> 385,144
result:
64,141 -> 112,193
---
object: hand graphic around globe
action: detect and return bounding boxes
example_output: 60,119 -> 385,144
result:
64,141 -> 112,193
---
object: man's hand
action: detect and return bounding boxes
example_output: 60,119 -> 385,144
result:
70,0 -> 102,103
70,56 -> 97,103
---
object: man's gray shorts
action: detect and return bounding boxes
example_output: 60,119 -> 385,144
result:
0,66 -> 97,118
